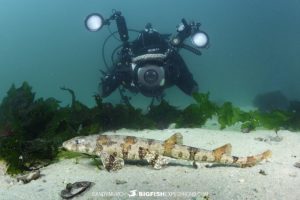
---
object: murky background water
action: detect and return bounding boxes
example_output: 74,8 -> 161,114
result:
1,0 -> 299,108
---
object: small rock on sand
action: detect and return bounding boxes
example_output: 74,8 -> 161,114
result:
294,162 -> 300,168
115,179 -> 127,185
16,170 -> 41,184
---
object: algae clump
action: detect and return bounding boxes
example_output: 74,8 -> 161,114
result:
176,93 -> 218,127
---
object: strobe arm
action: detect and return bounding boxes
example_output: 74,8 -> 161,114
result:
177,18 -> 192,41
109,10 -> 129,42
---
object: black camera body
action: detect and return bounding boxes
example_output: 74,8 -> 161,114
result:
110,26 -> 175,97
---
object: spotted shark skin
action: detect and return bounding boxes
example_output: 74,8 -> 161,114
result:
62,133 -> 271,171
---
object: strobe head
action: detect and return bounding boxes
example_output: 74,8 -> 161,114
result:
191,31 -> 209,48
85,13 -> 105,32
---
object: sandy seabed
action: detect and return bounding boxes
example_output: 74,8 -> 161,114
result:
0,126 -> 300,200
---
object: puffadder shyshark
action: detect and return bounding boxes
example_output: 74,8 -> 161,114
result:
62,133 -> 271,171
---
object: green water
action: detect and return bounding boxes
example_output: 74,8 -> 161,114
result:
0,0 -> 299,108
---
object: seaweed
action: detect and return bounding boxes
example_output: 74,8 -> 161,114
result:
256,110 -> 292,131
21,139 -> 57,161
192,92 -> 218,119
0,82 -> 61,140
1,82 -> 300,174
214,101 -> 296,131
59,87 -> 93,131
217,102 -> 235,129
98,103 -> 154,130
241,120 -> 257,133
0,136 -> 23,174
176,93 -> 218,127
176,104 -> 206,127
0,82 -> 35,139
0,83 -> 150,174
146,100 -> 181,129
0,136 -> 57,174
22,98 -> 60,139
0,133 -> 59,175
0,83 -> 62,174
217,102 -> 255,130
0,82 -> 34,121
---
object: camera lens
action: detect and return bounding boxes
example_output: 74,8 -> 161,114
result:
144,69 -> 158,84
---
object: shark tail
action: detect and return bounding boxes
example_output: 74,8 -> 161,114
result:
193,145 -> 271,167
234,150 -> 272,168
212,149 -> 272,167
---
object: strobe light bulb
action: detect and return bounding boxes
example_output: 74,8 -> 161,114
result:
191,31 -> 209,48
85,13 -> 104,32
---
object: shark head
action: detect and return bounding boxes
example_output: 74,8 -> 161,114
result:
62,135 -> 98,154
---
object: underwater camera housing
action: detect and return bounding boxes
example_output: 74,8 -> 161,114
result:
84,10 -> 209,98
131,54 -> 167,97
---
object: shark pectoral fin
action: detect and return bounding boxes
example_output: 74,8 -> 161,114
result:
213,143 -> 232,156
144,151 -> 170,170
98,152 -> 124,171
164,132 -> 183,145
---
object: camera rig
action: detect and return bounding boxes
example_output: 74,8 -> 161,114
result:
85,10 -> 209,104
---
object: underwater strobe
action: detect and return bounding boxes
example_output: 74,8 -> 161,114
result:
191,31 -> 209,48
85,13 -> 105,32
84,10 -> 129,42
85,11 -> 209,54
170,19 -> 209,55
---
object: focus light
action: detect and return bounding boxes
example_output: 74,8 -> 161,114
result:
85,13 -> 104,32
191,31 -> 209,48
171,36 -> 181,46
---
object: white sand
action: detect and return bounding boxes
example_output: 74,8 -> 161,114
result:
0,128 -> 300,200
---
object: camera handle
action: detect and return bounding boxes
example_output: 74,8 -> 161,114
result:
106,10 -> 129,42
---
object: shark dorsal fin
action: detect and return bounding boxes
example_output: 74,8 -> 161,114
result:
164,132 -> 183,145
